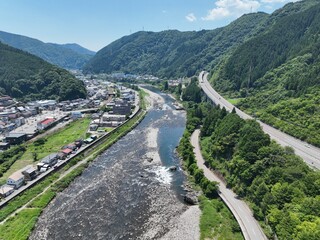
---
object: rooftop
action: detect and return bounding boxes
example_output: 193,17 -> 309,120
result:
41,153 -> 57,164
8,170 -> 24,181
21,165 -> 36,174
6,133 -> 26,138
39,118 -> 55,125
0,185 -> 14,194
62,148 -> 72,154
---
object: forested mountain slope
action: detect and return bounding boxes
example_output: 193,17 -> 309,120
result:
210,0 -> 320,146
0,30 -> 95,69
0,42 -> 86,101
83,12 -> 268,78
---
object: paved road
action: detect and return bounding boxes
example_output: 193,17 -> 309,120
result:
199,71 -> 320,170
191,130 -> 267,240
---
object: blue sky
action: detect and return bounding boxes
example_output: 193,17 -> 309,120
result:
0,0 -> 297,51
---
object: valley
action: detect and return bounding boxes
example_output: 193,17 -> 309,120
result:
0,0 -> 320,239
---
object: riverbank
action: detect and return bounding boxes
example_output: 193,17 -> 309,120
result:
142,87 -> 201,240
0,103 -> 146,240
160,206 -> 201,240
142,87 -> 165,110
29,87 -> 199,240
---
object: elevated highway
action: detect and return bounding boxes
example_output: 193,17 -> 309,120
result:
199,71 -> 320,170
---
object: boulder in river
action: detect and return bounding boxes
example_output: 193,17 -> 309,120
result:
168,166 -> 177,171
183,194 -> 198,205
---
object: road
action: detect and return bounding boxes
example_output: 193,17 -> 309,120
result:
0,93 -> 141,208
191,130 -> 267,240
0,149 -> 90,225
0,142 -> 89,208
199,71 -> 320,170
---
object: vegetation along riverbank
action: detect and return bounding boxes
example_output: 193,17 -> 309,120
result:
0,89 -> 147,240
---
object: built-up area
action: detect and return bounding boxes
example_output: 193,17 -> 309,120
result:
0,75 -> 138,202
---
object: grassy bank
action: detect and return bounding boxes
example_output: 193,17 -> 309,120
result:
178,131 -> 244,240
0,163 -> 88,240
0,108 -> 146,240
139,88 -> 148,110
0,117 -> 90,184
199,196 -> 243,240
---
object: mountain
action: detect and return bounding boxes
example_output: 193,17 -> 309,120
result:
210,0 -> 320,146
60,43 -> 96,56
0,42 -> 86,101
0,31 -> 95,69
83,12 -> 268,78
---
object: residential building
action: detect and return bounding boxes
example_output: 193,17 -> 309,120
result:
37,118 -> 55,130
0,185 -> 14,198
15,117 -> 25,127
112,100 -> 131,115
21,165 -> 37,181
66,143 -> 77,150
5,133 -> 27,145
89,124 -> 99,131
61,148 -> 72,155
7,171 -> 25,189
0,142 -> 10,150
57,152 -> 67,160
71,111 -> 82,120
102,113 -> 126,122
0,96 -> 14,107
41,153 -> 58,166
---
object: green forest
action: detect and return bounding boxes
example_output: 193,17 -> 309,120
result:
172,65 -> 320,239
0,42 -> 87,101
84,0 -> 320,148
209,0 -> 320,146
83,12 -> 268,78
0,31 -> 95,69
182,98 -> 320,239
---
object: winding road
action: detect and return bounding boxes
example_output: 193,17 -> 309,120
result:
191,130 -> 267,240
199,71 -> 320,170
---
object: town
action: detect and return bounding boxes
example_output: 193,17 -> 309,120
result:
0,75 -> 139,202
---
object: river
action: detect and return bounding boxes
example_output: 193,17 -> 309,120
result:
30,88 -> 195,240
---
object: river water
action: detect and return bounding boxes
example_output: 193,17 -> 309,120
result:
30,89 -> 188,240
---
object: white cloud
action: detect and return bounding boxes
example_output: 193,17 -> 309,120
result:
202,0 -> 261,21
202,7 -> 230,20
186,13 -> 197,22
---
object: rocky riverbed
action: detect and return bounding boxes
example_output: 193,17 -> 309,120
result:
30,88 -> 200,240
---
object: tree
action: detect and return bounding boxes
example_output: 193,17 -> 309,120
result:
164,80 -> 169,91
204,181 -> 219,198
237,120 -> 270,163
32,152 -> 38,162
176,83 -> 182,95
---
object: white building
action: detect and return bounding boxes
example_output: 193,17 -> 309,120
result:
0,185 -> 14,198
7,171 -> 25,189
37,118 -> 55,130
102,113 -> 126,122
71,111 -> 82,120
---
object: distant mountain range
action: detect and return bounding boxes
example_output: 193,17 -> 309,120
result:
84,0 -> 320,148
0,31 -> 95,69
0,41 -> 87,101
83,12 -> 268,78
